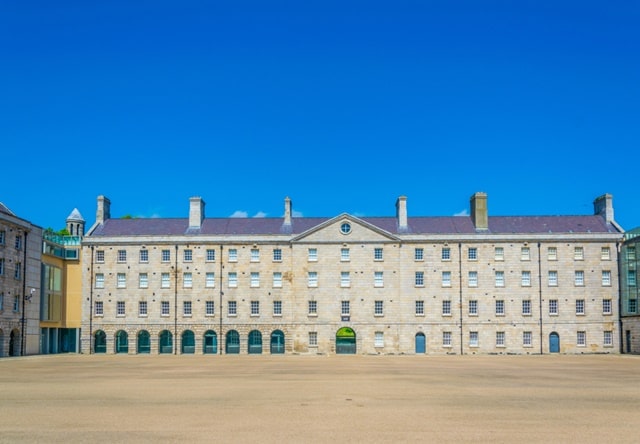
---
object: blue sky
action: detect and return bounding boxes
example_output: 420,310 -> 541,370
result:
1,1 -> 638,231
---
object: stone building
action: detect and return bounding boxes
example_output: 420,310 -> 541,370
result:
80,193 -> 624,355
0,202 -> 42,356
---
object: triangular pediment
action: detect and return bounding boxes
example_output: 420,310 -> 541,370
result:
292,213 -> 399,243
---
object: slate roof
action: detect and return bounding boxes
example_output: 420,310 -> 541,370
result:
88,214 -> 621,237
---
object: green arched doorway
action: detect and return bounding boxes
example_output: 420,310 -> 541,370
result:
159,330 -> 173,354
115,330 -> 128,354
226,330 -> 240,354
181,330 -> 195,354
270,330 -> 285,354
336,327 -> 356,354
94,330 -> 106,354
248,330 -> 262,354
203,330 -> 217,354
137,330 -> 150,354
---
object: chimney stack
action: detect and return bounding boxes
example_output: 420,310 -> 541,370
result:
96,195 -> 111,225
189,196 -> 205,229
283,197 -> 292,226
396,196 -> 408,232
593,194 -> 614,224
470,192 -> 488,230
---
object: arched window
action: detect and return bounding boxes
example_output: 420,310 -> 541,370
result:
137,330 -> 150,354
181,330 -> 195,354
94,330 -> 106,354
115,330 -> 128,354
270,330 -> 285,354
336,327 -> 356,354
248,330 -> 262,354
203,330 -> 217,354
159,330 -> 173,354
225,330 -> 240,354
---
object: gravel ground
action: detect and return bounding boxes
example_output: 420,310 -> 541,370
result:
0,354 -> 638,443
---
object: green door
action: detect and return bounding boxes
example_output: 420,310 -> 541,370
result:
336,327 -> 356,354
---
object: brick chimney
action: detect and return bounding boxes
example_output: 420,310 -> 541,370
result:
396,196 -> 408,232
470,192 -> 488,230
189,196 -> 205,229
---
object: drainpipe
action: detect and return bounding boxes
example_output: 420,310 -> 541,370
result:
219,245 -> 224,355
174,245 -> 178,355
458,243 -> 463,355
20,231 -> 28,356
537,243 -> 543,355
89,246 -> 95,354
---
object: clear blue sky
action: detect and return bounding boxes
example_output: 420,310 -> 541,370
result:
1,1 -> 638,231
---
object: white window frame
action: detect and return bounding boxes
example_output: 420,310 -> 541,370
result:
273,249 -> 282,262
228,272 -> 238,288
442,247 -> 451,261
341,248 -> 350,262
415,300 -> 424,316
415,271 -> 424,287
523,331 -> 532,347
577,331 -> 586,347
250,272 -> 260,288
521,271 -> 531,287
250,300 -> 260,316
374,248 -> 383,261
139,273 -> 148,289
374,300 -> 384,316
522,299 -> 532,316
574,246 -> 584,260
442,300 -> 451,316
575,270 -> 584,286
374,271 -> 384,288
548,247 -> 557,261
273,300 -> 282,316
468,248 -> 477,261
576,299 -> 585,315
469,300 -> 478,316
228,249 -> 238,262
116,301 -> 125,316
206,249 -> 216,262
250,248 -> 260,262
341,272 -> 350,288
415,248 -> 424,261
206,300 -> 215,316
183,301 -> 192,316
161,273 -> 170,289
308,248 -> 318,262
496,331 -> 505,347
548,270 -> 558,287
117,273 -> 126,289
308,272 -> 318,288
205,272 -> 216,288
495,300 -> 505,316
602,270 -> 611,286
521,247 -> 530,261
95,273 -> 105,289
95,301 -> 103,316
443,331 -> 452,347
309,332 -> 318,347
495,271 -> 505,287
161,301 -> 170,316
469,331 -> 479,347
603,298 -> 612,315
228,300 -> 237,316
549,299 -> 558,315
601,247 -> 611,260
374,331 -> 384,347
442,271 -> 451,287
468,271 -> 478,287
273,272 -> 282,288
161,249 -> 170,263
183,272 -> 193,289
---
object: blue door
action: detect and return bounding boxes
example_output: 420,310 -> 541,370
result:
549,332 -> 560,353
415,333 -> 426,354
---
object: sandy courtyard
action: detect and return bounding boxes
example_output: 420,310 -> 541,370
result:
0,354 -> 638,443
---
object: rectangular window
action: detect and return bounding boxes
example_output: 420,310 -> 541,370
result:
251,300 -> 260,316
414,248 -> 424,261
374,248 -> 383,261
206,300 -> 215,316
228,300 -> 237,316
250,248 -> 260,262
273,300 -> 282,316
0,293 -> 4,310
602,270 -> 611,286
442,300 -> 451,316
250,272 -> 260,288
95,301 -> 103,316
117,273 -> 126,288
228,249 -> 238,262
469,331 -> 479,347
206,249 -> 216,261
14,235 -> 22,250
13,296 -> 19,312
14,262 -> 21,280
95,273 -> 105,289
0,258 -> 4,276
117,301 -> 125,316
604,331 -> 613,347
139,301 -> 148,316
601,247 -> 611,260
468,271 -> 478,287
183,272 -> 193,288
629,299 -> 638,313
628,247 -> 636,261
273,249 -> 282,262
183,249 -> 193,262
523,331 -> 532,347
603,298 -> 612,315
228,272 -> 238,288
468,248 -> 477,260
139,273 -> 149,289
182,301 -> 192,316
341,272 -> 350,287
161,301 -> 170,316
522,300 -> 532,315
442,271 -> 451,287
469,300 -> 478,316
308,272 -> 318,287
442,247 -> 451,261
308,248 -> 317,261
576,299 -> 585,315
548,247 -> 557,261
341,300 -> 350,316
415,271 -> 424,287
117,250 -> 127,263
496,331 -> 505,347
629,270 -> 637,287
495,300 -> 505,316
415,300 -> 424,315
443,331 -> 452,347
495,271 -> 505,287
521,271 -> 531,287
309,332 -> 318,346
341,248 -> 350,261
375,331 -> 384,347
521,247 -> 530,261
577,331 -> 586,346
308,300 -> 317,315
273,272 -> 282,288
0,230 -> 4,245
161,249 -> 171,263
548,270 -> 558,287
374,271 -> 384,287
575,271 -> 584,286
161,273 -> 170,289
574,246 -> 584,260
205,272 -> 215,288
96,250 -> 105,263
374,300 -> 384,316
139,249 -> 149,263
549,299 -> 558,315
495,247 -> 504,261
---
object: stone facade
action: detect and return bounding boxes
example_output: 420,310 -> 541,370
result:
80,193 -> 624,355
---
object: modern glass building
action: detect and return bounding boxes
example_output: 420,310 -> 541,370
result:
620,227 -> 640,353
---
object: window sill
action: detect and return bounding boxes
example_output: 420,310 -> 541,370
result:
308,313 -> 318,317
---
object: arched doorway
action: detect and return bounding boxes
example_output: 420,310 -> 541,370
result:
270,330 -> 285,354
137,330 -> 150,354
94,330 -> 106,354
115,330 -> 128,354
9,330 -> 19,357
226,330 -> 240,354
549,332 -> 560,353
248,330 -> 262,354
203,330 -> 217,354
181,330 -> 195,354
415,332 -> 426,354
159,330 -> 173,354
336,327 -> 356,354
